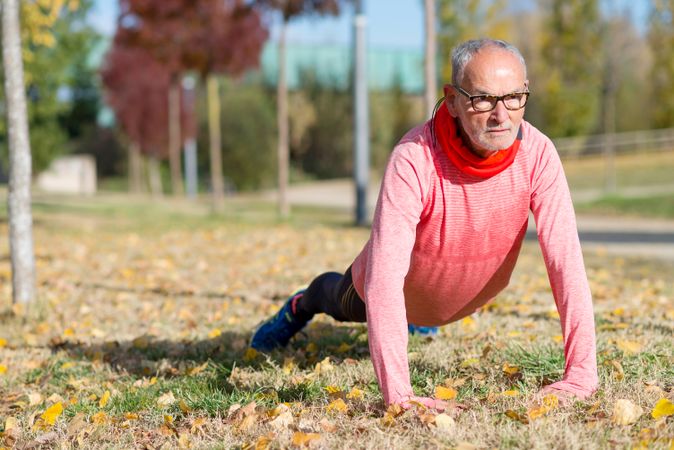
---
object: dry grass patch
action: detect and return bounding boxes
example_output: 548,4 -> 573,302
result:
0,199 -> 673,449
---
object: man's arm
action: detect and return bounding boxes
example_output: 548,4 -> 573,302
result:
363,144 -> 427,406
530,140 -> 599,399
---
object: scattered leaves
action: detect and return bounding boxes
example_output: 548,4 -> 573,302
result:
528,394 -> 558,421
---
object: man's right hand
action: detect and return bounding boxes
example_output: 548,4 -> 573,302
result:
397,396 -> 448,411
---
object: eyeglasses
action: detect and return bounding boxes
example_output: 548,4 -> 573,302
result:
453,85 -> 529,112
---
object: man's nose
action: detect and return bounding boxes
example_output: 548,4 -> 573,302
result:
491,100 -> 509,123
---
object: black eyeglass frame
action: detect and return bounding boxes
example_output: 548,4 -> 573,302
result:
452,85 -> 530,112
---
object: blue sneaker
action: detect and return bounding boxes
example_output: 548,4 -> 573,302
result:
251,290 -> 310,351
408,324 -> 439,336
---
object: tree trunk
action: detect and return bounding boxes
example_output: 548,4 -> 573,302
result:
424,0 -> 437,119
207,75 -> 225,211
147,155 -> 163,198
129,141 -> 144,193
2,0 -> 36,305
277,19 -> 290,218
168,80 -> 184,196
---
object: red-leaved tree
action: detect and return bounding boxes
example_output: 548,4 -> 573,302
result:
100,43 -> 171,196
116,0 -> 268,208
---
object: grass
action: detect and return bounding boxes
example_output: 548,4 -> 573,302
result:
1,192 -> 673,449
576,194 -> 674,219
562,151 -> 674,192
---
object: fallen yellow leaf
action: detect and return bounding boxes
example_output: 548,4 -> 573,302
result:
0,338 -> 7,347
612,399 -> 643,425
132,335 -> 150,350
40,402 -> 63,426
0,364 -> 7,375
179,399 -> 192,414
99,390 -> 111,408
434,386 -> 458,400
502,363 -> 519,375
291,431 -> 321,447
502,390 -> 520,397
91,411 -> 107,424
346,387 -> 364,400
61,361 -> 76,370
651,398 -> 674,419
459,358 -> 479,368
325,385 -> 342,395
326,398 -> 348,414
207,328 -> 221,339
336,342 -> 353,353
314,357 -> 334,375
185,361 -> 209,376
306,343 -> 318,354
528,394 -> 558,420
243,348 -> 258,362
616,339 -> 643,354
505,409 -> 529,424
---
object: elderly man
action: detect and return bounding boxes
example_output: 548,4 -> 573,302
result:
251,38 -> 598,409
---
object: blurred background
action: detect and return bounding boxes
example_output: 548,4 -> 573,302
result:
1,0 -> 673,219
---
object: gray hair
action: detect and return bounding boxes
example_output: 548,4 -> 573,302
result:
451,38 -> 527,86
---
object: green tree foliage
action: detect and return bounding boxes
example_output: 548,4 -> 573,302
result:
537,0 -> 602,137
0,0 -> 98,173
437,0 -> 508,83
648,0 -> 674,128
291,70 -> 352,179
197,79 -> 276,191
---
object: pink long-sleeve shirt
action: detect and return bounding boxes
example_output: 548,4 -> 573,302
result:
351,119 -> 598,406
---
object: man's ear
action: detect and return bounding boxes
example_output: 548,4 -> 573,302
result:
443,84 -> 458,118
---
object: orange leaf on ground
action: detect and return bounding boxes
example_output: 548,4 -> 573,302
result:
291,431 -> 321,447
434,386 -> 457,400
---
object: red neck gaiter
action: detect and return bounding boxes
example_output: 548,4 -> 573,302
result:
433,103 -> 521,178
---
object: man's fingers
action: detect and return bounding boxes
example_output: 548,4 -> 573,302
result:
399,396 -> 448,411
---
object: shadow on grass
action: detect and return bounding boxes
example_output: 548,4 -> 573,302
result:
51,321 -> 371,378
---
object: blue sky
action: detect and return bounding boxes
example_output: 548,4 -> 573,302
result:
88,0 -> 650,50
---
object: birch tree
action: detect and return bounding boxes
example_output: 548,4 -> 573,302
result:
2,0 -> 36,305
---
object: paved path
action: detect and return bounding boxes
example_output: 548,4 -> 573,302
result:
259,178 -> 674,261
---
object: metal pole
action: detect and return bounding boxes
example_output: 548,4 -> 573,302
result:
353,0 -> 370,226
182,76 -> 198,199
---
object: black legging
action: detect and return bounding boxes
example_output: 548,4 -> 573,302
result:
297,266 -> 367,322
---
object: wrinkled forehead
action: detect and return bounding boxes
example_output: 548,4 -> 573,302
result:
460,48 -> 526,90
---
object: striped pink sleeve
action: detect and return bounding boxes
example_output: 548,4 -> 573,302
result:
364,144 -> 426,405
530,139 -> 599,399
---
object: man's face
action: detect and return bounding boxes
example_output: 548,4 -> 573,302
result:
444,48 -> 528,157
